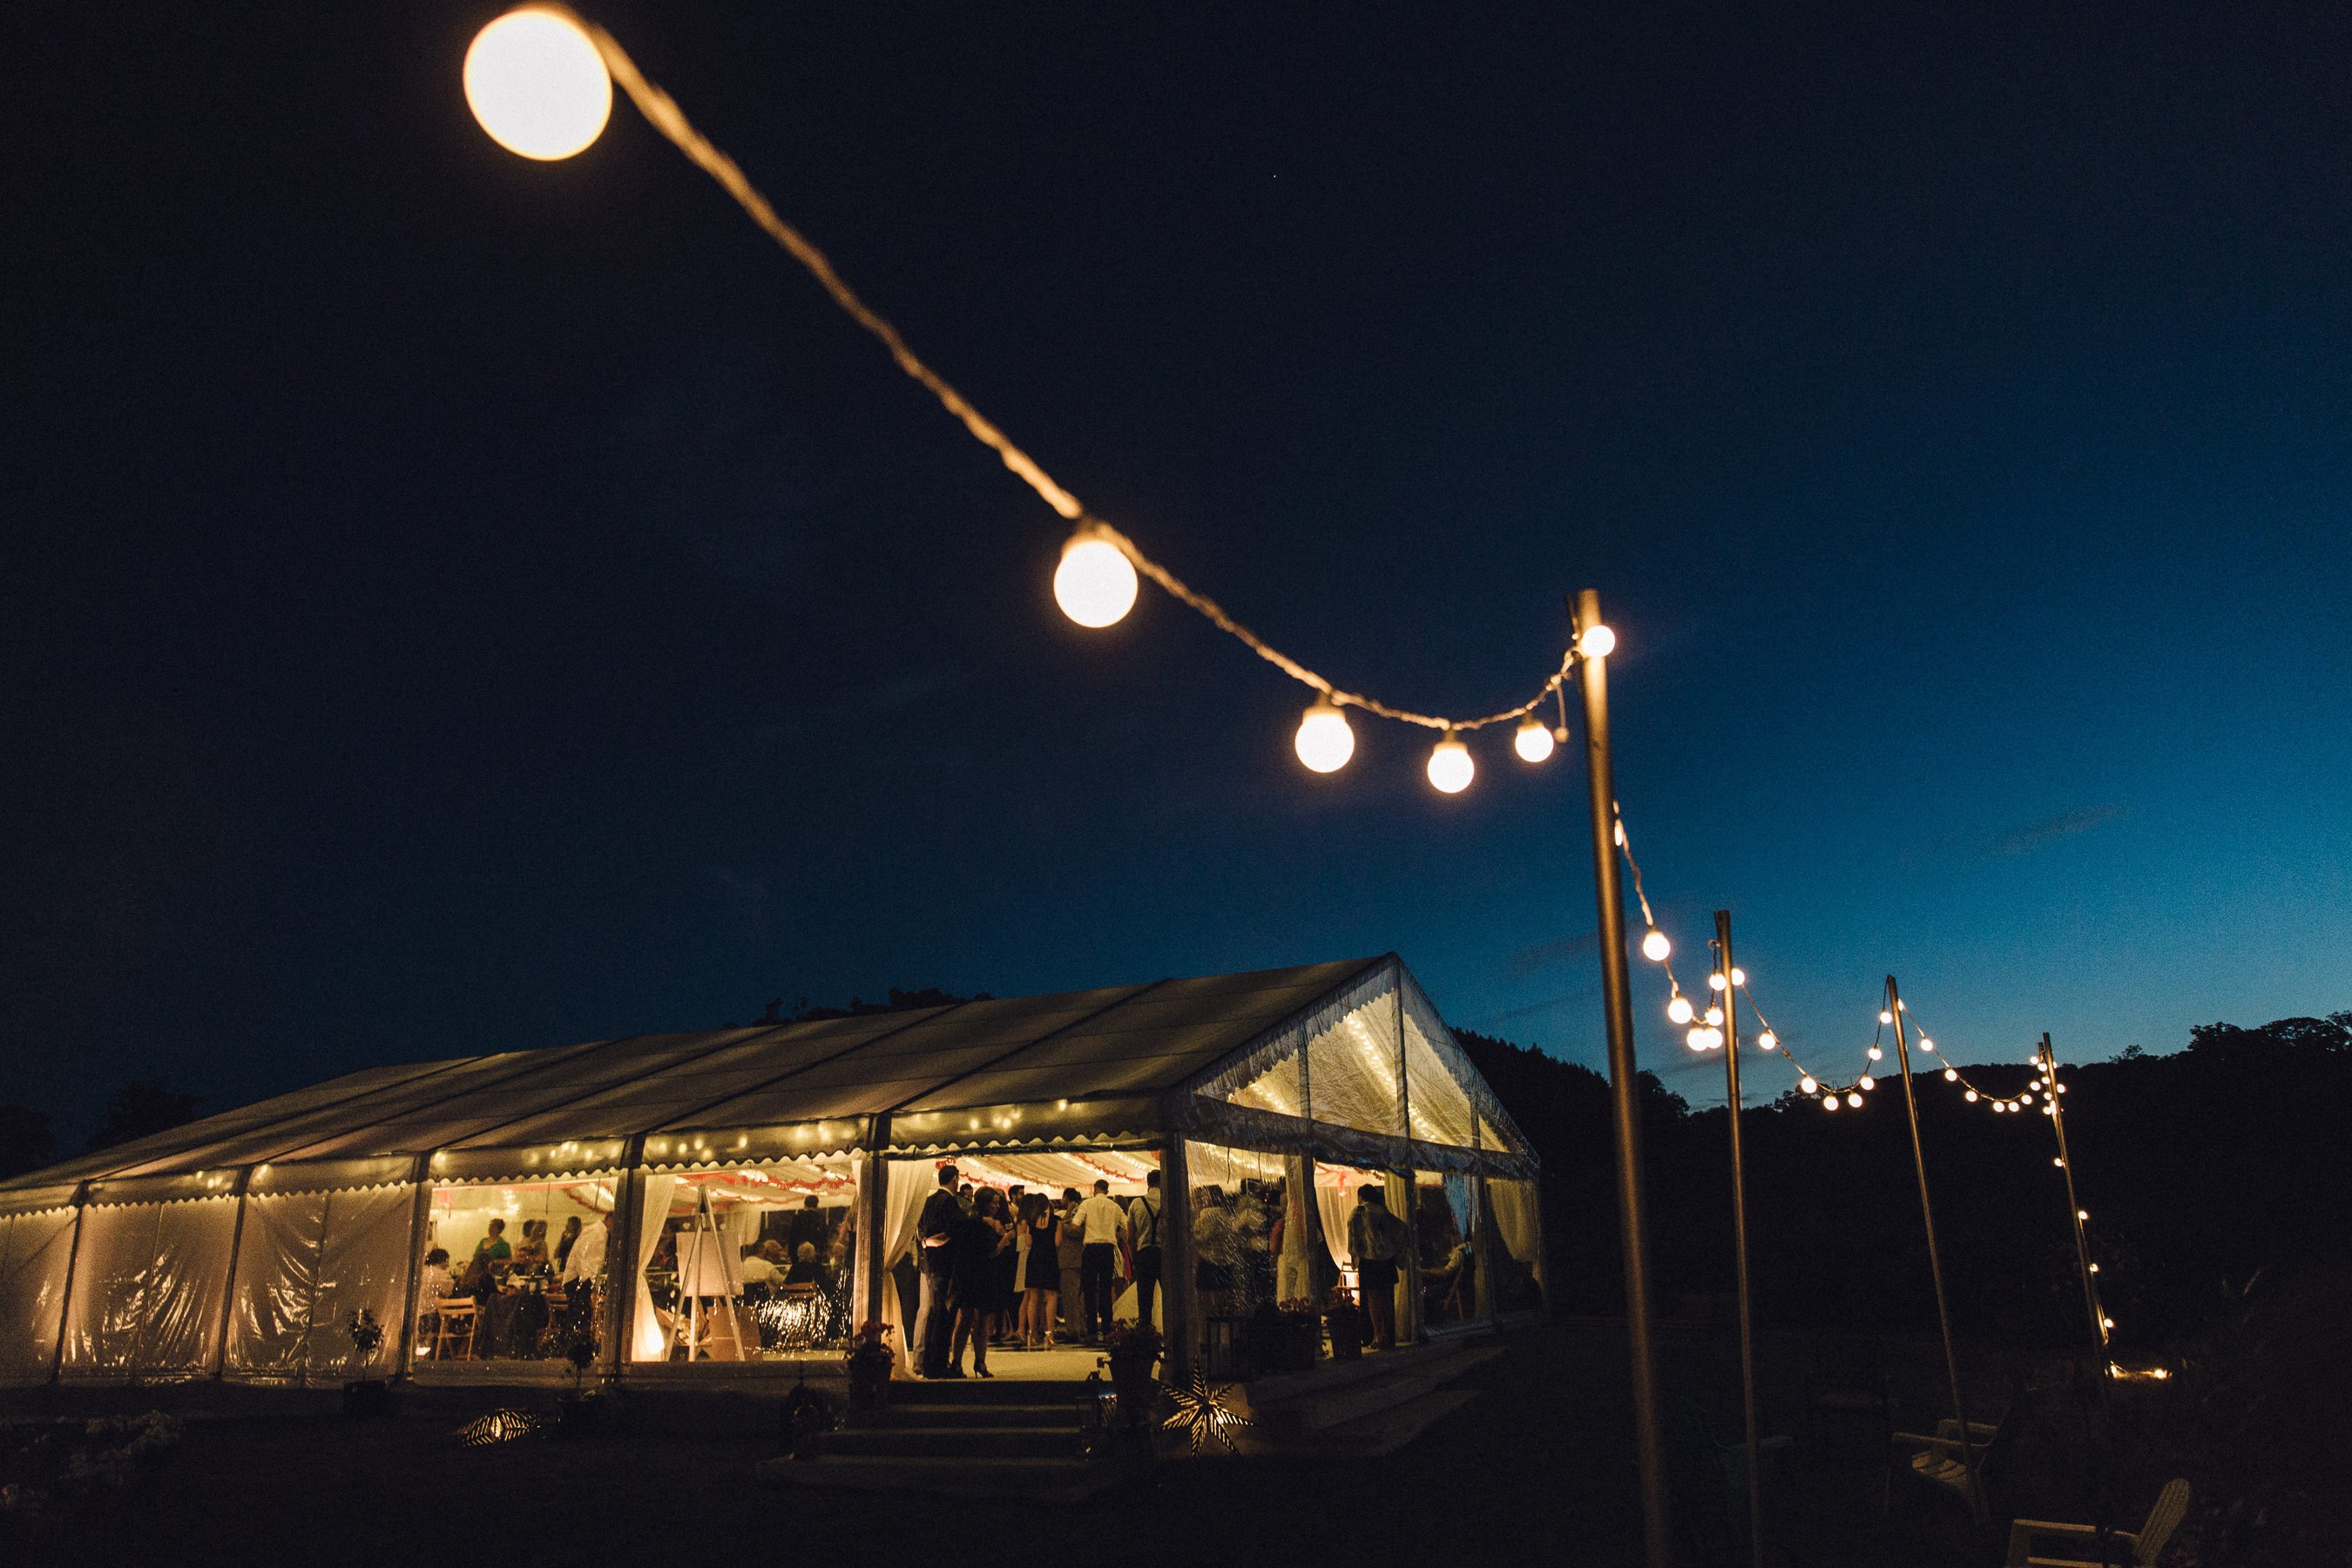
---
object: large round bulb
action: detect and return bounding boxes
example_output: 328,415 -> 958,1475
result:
1686,1027 -> 1709,1052
1707,971 -> 1727,992
1943,1067 -> 1958,1082
1578,623 -> 1616,659
1756,1030 -> 1777,1051
1728,967 -> 1746,987
1878,1010 -> 1894,1024
1964,1090 -> 1978,1102
1666,996 -> 1695,1025
464,9 -> 613,160
1847,1092 -> 1863,1108
1426,734 -> 1474,794
1704,1005 -> 1724,1028
1513,717 -> 1554,763
1823,1095 -> 1839,1112
1799,1075 -> 1817,1095
1053,532 -> 1139,627
1857,1075 -> 1876,1092
1293,700 -> 1355,774
1640,929 -> 1672,963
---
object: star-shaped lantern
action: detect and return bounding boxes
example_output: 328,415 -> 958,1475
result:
1161,1365 -> 1252,1454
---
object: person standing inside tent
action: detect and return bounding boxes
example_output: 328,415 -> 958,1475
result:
1055,1188 -> 1086,1339
1347,1186 -> 1409,1352
1125,1169 -> 1166,1329
915,1163 -> 963,1377
1069,1179 -> 1129,1342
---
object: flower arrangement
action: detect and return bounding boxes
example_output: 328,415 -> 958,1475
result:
1101,1318 -> 1164,1360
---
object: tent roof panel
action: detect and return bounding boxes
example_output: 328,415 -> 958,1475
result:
0,957 -> 1443,1186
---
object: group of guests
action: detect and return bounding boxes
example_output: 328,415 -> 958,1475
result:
910,1165 -> 1168,1378
414,1207 -> 618,1357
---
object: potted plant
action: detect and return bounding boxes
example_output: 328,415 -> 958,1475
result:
1273,1297 -> 1324,1371
844,1320 -> 895,1410
1100,1319 -> 1164,1423
341,1308 -> 393,1417
1324,1288 -> 1364,1362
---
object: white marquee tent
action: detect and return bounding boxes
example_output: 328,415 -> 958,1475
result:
0,955 -> 1544,1388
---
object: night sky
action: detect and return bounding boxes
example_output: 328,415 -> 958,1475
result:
6,2 -> 2348,1138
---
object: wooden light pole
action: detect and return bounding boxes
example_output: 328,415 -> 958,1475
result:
1886,976 -> 1985,1523
1716,911 -> 1765,1568
1572,589 -> 1672,1567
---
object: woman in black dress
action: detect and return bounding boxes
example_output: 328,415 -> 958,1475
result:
949,1187 -> 1010,1377
1017,1193 -> 1061,1348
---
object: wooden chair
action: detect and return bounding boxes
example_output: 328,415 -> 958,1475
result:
2005,1478 -> 2190,1567
428,1299 -> 479,1361
1889,1394 -> 2029,1516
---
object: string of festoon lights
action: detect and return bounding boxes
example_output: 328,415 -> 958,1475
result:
1620,857 -> 2130,1349
457,6 -> 1603,781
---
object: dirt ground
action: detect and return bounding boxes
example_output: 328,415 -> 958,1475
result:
2,1321 -> 2154,1567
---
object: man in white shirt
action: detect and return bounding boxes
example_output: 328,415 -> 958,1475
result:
562,1210 -> 610,1288
1069,1179 -> 1129,1342
739,1241 -> 781,1286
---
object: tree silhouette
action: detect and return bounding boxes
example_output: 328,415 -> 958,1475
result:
85,1082 -> 200,1153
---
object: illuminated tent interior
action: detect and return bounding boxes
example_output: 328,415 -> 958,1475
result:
0,955 -> 1541,1388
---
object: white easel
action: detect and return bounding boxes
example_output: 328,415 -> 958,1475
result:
665,1190 -> 749,1362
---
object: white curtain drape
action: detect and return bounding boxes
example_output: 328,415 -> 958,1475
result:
1276,1155 -> 1315,1301
878,1161 -> 933,1380
629,1174 -> 679,1362
1315,1182 -> 1355,1271
1489,1179 -> 1540,1274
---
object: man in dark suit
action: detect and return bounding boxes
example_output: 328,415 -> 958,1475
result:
914,1163 -> 963,1376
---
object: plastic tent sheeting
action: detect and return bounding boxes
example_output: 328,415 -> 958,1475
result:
0,1206 -> 78,1386
224,1186 -> 416,1384
62,1197 -> 240,1379
1487,1176 -> 1544,1310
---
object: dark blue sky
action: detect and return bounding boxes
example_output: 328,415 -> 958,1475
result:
4,2 -> 2347,1135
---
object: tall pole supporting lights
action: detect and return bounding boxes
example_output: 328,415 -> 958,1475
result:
1573,591 -> 1672,1568
1715,911 -> 1765,1568
2042,1032 -> 2111,1383
1886,977 -> 1985,1524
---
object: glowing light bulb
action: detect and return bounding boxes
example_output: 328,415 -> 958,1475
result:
1426,733 -> 1474,794
1878,1010 -> 1893,1024
1686,1027 -> 1710,1052
2078,1210 -> 2089,1220
1707,971 -> 1727,991
1799,1075 -> 1818,1094
1293,699 -> 1355,774
1704,1005 -> 1724,1028
1964,1090 -> 1979,1102
1858,1075 -> 1876,1092
1707,1027 -> 1725,1049
2057,1084 -> 2068,1093
464,8 -> 614,160
2020,1091 -> 2033,1103
1513,716 -> 1554,763
1919,1037 -> 1936,1053
1943,1067 -> 1958,1082
2088,1263 -> 2099,1274
1729,967 -> 1746,987
1053,530 -> 1139,627
1896,999 -> 1906,1010
1578,623 -> 1616,659
2101,1315 -> 2114,1329
1667,996 -> 1695,1025
1823,1095 -> 1840,1111
1757,1031 -> 1778,1051
2053,1158 -> 2065,1168
1867,1046 -> 1882,1062
1612,821 -> 1625,847
1640,929 -> 1672,963
1847,1092 -> 1863,1107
